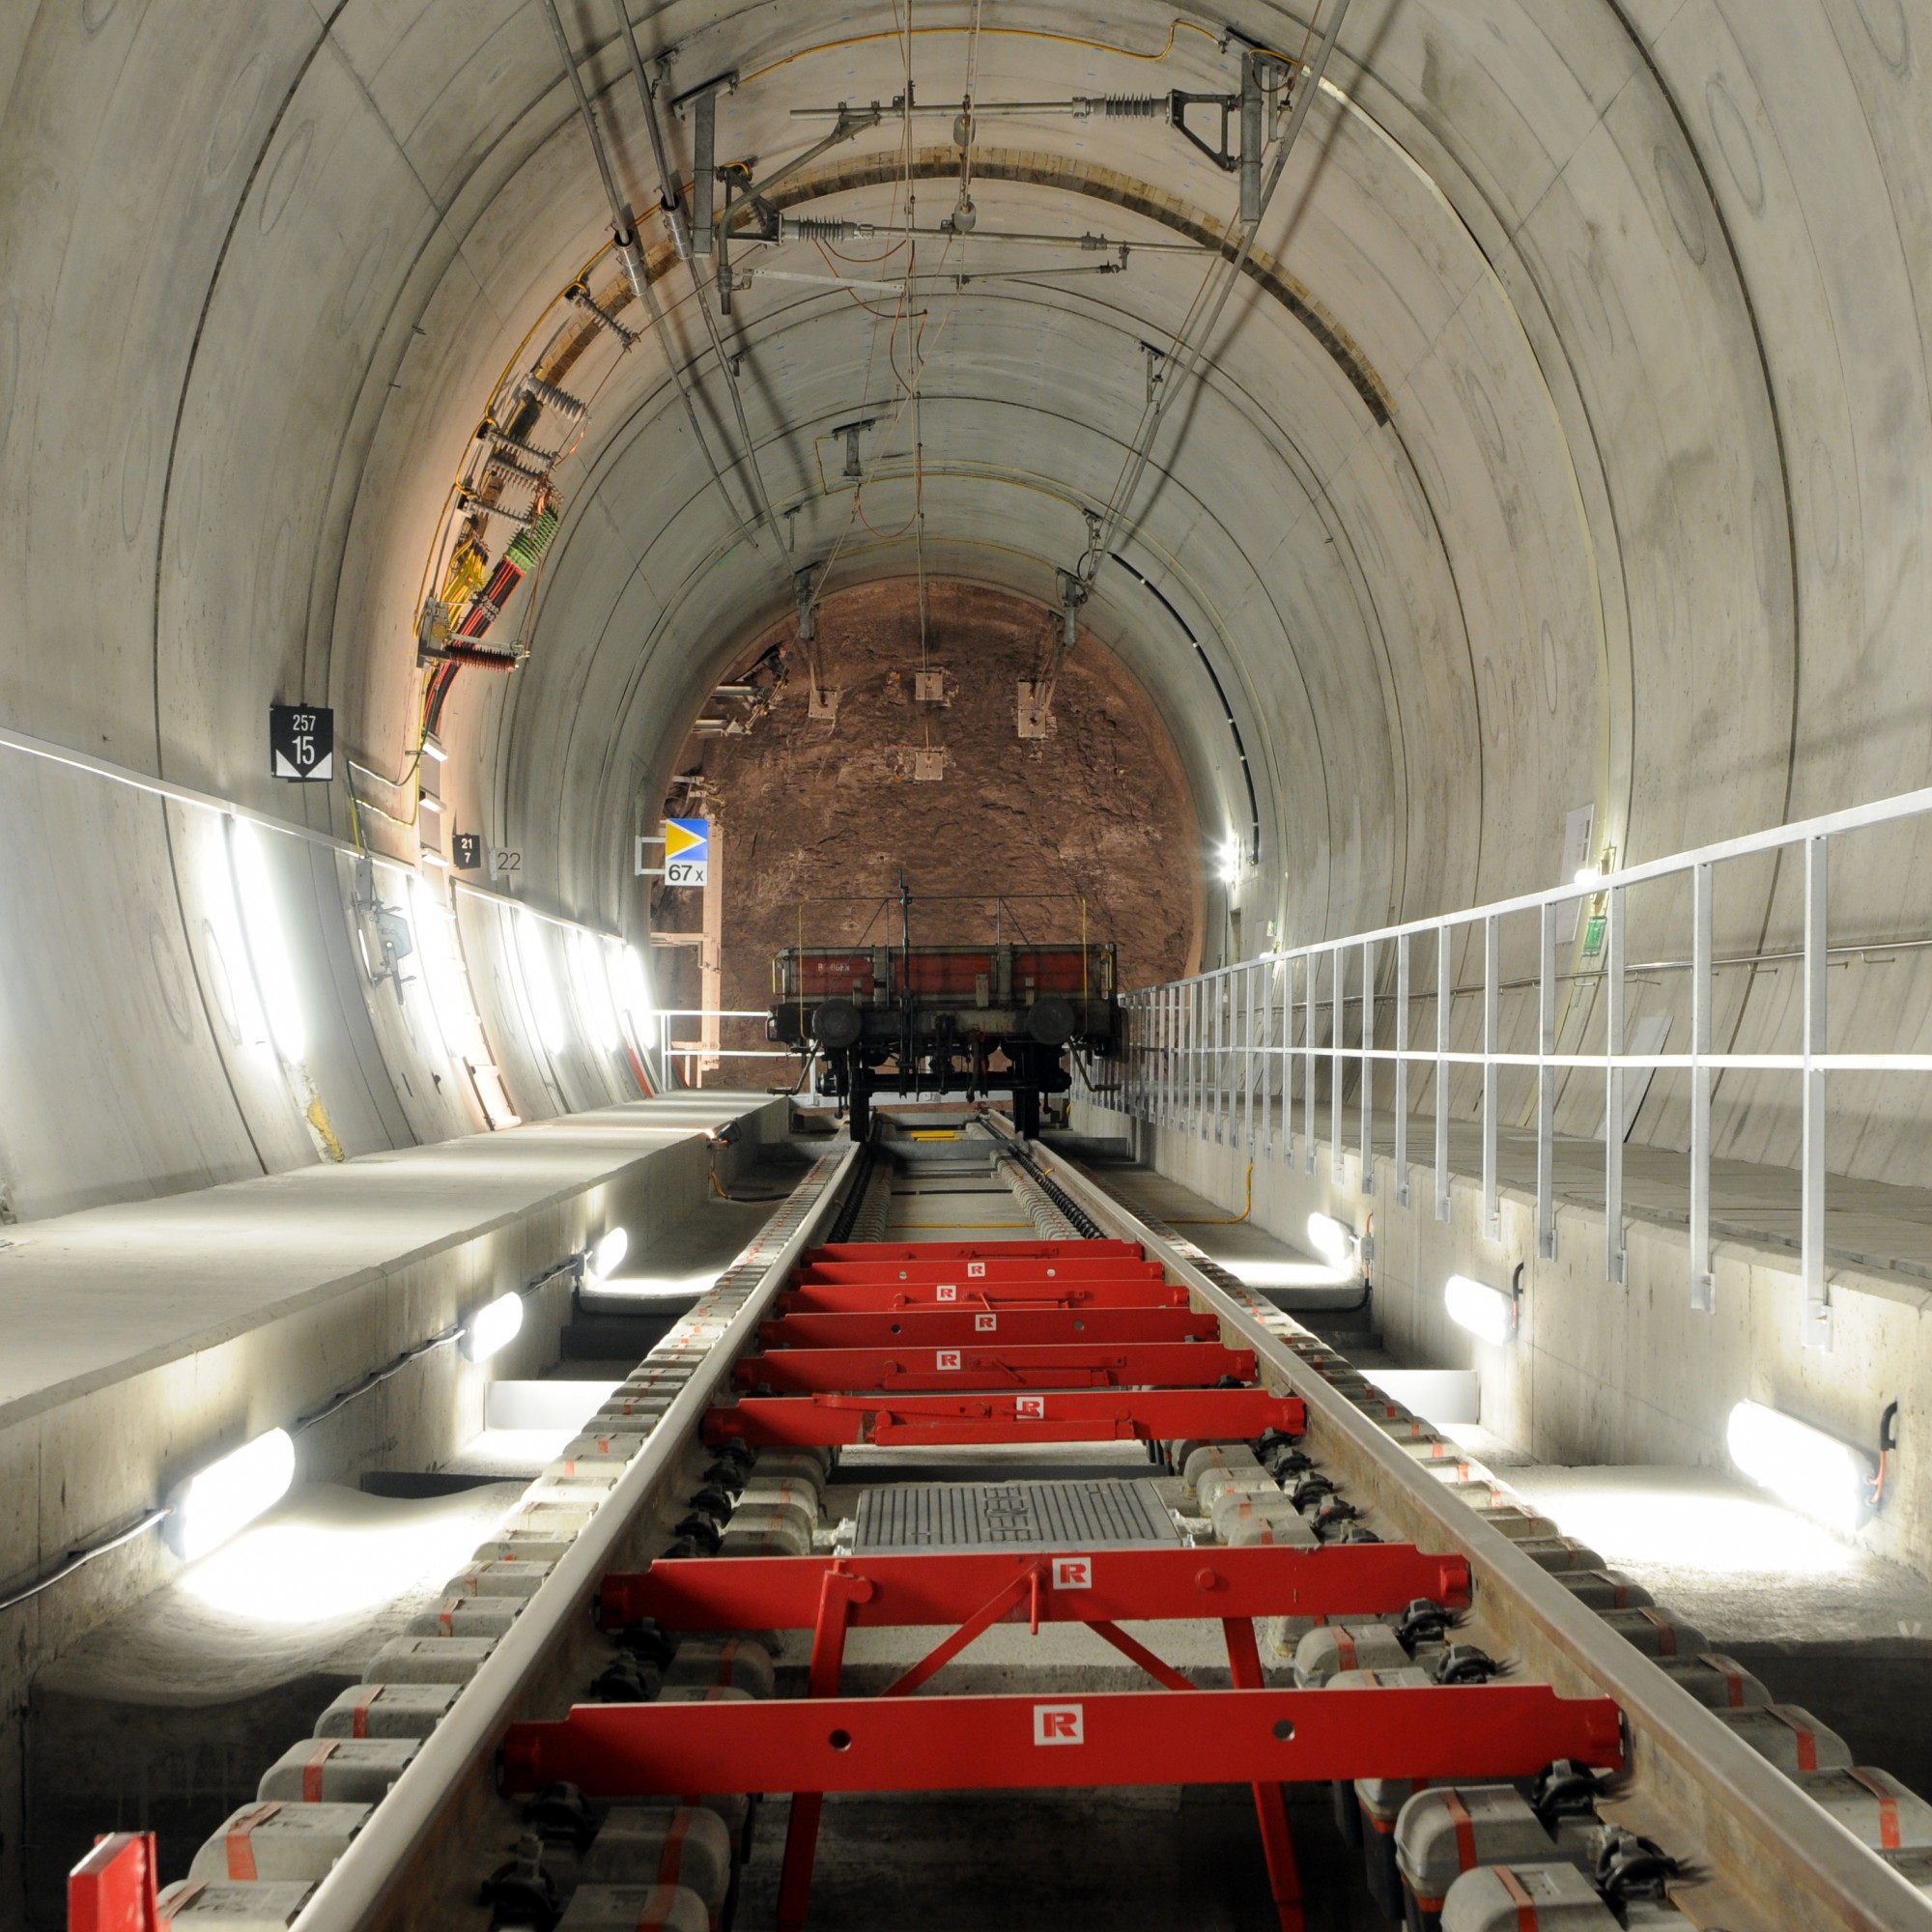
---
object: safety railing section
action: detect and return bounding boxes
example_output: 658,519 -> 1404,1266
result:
1082,784 -> 1932,1351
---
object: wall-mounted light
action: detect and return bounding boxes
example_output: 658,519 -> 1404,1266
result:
605,941 -> 655,1059
1572,864 -> 1605,888
165,1428 -> 297,1563
463,1290 -> 526,1364
516,909 -> 569,1055
571,929 -> 623,1053
587,1226 -> 629,1281
1725,1399 -> 1883,1536
225,818 -> 307,1063
1445,1270 -> 1519,1345
1218,835 -> 1241,885
1306,1213 -> 1358,1268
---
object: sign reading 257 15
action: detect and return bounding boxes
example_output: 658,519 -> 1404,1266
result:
270,704 -> 333,781
664,817 -> 710,888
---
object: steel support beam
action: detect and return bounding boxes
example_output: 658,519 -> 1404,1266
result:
500,1682 -> 1624,1798
704,1386 -> 1304,1448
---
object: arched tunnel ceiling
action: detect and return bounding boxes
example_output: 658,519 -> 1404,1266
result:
2,0 -> 1931,1209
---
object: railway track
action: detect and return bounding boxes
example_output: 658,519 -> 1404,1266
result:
70,1113 -> 1932,1932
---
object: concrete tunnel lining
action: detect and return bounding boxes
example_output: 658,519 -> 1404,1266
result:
4,0 -> 1932,1917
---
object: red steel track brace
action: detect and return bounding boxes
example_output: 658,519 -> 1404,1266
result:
702,1385 -> 1304,1447
500,1686 -> 1624,1928
735,1339 -> 1259,1393
68,1833 -> 158,1932
808,1239 -> 1146,1264
798,1255 -> 1158,1288
598,1545 -> 1473,1632
563,1546 -> 1518,1932
780,1277 -> 1182,1311
758,1306 -> 1223,1349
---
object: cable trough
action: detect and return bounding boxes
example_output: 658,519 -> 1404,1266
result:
63,1111 -> 1932,1932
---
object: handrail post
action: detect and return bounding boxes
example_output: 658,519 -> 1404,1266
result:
1482,914 -> 1500,1242
1394,934 -> 1410,1209
1435,928 -> 1451,1222
1605,883 -> 1627,1285
1690,862 -> 1714,1313
1360,937 -> 1377,1197
1244,959 -> 1259,1154
1281,957 -> 1294,1165
1537,901 -> 1557,1261
1802,838 -> 1833,1350
1330,947 -> 1346,1183
1303,952 -> 1318,1175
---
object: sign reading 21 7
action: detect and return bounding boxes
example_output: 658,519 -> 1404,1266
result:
664,818 -> 710,888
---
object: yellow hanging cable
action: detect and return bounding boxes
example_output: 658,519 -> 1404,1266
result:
1171,1160 -> 1254,1225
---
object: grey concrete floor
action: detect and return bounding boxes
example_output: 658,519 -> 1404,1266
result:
737,1786 -> 1387,1931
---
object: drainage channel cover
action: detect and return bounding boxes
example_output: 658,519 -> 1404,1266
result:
853,1479 -> 1179,1552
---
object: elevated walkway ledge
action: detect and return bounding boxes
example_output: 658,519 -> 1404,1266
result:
0,1094 -> 783,1664
1072,1099 -> 1932,1582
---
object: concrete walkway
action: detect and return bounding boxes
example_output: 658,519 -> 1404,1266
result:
1173,1099 -> 1932,1289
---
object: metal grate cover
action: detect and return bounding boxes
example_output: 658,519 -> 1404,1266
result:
853,1479 -> 1179,1553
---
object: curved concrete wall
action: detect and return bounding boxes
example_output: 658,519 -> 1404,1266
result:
1,0 -> 1929,1213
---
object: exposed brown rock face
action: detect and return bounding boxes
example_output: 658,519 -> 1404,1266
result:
653,579 -> 1202,1038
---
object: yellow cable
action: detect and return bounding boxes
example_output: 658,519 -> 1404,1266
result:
740,17 -> 1208,87
1171,1160 -> 1253,1225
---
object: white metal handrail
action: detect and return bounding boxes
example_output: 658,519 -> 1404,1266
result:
1089,783 -> 1932,1352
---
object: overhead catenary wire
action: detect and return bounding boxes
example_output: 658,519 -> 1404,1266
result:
1079,0 -> 1354,585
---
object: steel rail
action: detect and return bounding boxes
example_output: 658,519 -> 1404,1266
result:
285,1142 -> 860,1932
1037,1143 -> 1932,1932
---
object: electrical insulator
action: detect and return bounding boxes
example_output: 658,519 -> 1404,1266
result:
1073,94 -> 1164,120
516,373 -> 587,423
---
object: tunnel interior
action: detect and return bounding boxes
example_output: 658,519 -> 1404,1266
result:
5,0 -> 1932,1925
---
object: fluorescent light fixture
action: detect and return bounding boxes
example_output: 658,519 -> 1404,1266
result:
588,1225 -> 630,1280
463,1290 -> 526,1364
225,819 -> 306,1063
1445,1272 -> 1518,1345
1218,835 -> 1241,885
1306,1213 -> 1357,1267
1573,864 -> 1604,888
418,792 -> 444,814
571,930 -> 623,1052
516,909 -> 569,1054
407,875 -> 469,1063
1725,1399 -> 1876,1536
608,940 -> 654,1038
421,731 -> 448,762
166,1428 -> 297,1563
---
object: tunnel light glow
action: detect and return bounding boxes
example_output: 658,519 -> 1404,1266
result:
607,941 -> 655,1054
588,1225 -> 630,1280
516,910 -> 569,1055
180,1484 -> 515,1623
571,929 -> 623,1052
166,1428 -> 297,1564
1726,1400 -> 1875,1537
1305,1213 -> 1357,1266
585,1226 -> 631,1284
463,1290 -> 526,1364
225,819 -> 307,1063
1444,1273 -> 1518,1345
1573,864 -> 1605,888
407,875 -> 469,1061
1218,835 -> 1241,885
